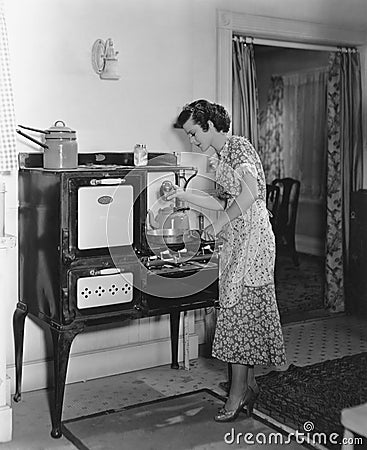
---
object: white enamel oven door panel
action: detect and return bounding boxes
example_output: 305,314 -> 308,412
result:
78,184 -> 133,249
68,260 -> 143,317
66,172 -> 144,258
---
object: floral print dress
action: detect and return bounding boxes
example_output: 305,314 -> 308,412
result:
211,136 -> 286,366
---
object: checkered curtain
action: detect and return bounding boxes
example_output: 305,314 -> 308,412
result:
0,2 -> 17,171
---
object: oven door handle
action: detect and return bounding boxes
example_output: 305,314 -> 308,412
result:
90,178 -> 126,186
89,268 -> 123,276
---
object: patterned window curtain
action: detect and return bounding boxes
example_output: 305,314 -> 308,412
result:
325,49 -> 363,312
282,68 -> 328,199
232,36 -> 259,147
0,2 -> 17,172
259,76 -> 284,183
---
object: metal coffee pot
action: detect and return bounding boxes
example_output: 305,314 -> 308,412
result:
146,179 -> 192,245
16,121 -> 78,169
148,205 -> 190,233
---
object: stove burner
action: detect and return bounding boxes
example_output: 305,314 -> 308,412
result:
145,246 -> 217,270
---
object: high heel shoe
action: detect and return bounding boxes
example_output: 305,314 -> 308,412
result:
214,393 -> 247,422
243,385 -> 259,417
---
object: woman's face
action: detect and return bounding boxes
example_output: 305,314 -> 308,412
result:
182,117 -> 213,152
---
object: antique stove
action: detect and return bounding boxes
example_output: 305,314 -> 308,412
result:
13,152 -> 219,438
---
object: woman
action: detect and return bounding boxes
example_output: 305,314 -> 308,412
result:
169,99 -> 286,422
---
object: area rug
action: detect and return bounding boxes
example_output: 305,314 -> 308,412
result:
256,352 -> 367,449
275,252 -> 324,315
63,388 -> 250,450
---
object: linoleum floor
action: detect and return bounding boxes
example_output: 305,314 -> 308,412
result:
1,314 -> 367,450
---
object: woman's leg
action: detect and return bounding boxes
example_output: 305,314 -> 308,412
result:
228,362 -> 232,386
215,363 -> 259,421
218,363 -> 232,394
244,365 -> 259,415
247,365 -> 258,390
225,363 -> 248,410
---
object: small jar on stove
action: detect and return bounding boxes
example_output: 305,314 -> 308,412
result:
134,143 -> 148,166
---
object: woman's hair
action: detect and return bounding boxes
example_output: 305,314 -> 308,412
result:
174,99 -> 230,132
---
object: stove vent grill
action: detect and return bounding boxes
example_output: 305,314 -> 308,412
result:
77,272 -> 133,308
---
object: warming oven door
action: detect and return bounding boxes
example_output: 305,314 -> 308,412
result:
68,259 -> 143,318
64,170 -> 144,259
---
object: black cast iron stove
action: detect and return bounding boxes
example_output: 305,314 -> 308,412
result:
13,152 -> 219,438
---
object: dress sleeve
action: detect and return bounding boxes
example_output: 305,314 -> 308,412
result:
236,161 -> 258,180
232,138 -> 258,181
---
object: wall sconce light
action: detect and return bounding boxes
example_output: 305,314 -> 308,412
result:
91,38 -> 120,80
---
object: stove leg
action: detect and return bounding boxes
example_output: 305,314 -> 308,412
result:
13,303 -> 28,402
170,311 -> 180,369
49,327 -> 81,439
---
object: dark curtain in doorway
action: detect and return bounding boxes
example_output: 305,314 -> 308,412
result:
232,37 -> 259,147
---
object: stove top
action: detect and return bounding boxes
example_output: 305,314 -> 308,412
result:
144,245 -> 218,270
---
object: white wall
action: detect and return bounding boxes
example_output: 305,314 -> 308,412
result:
4,0 -> 203,392
3,0 -> 367,392
6,0 -> 197,153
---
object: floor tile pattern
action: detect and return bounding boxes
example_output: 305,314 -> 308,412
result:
1,314 -> 367,449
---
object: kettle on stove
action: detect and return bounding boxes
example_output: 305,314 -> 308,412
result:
146,180 -> 192,245
16,120 -> 78,169
148,204 -> 190,233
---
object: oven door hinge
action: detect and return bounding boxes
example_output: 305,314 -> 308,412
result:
62,228 -> 75,262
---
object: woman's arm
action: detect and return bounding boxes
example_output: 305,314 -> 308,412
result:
204,169 -> 258,238
165,166 -> 258,235
166,187 -> 226,211
217,169 -> 258,229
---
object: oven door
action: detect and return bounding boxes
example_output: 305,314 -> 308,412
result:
68,259 -> 143,318
65,170 -> 144,259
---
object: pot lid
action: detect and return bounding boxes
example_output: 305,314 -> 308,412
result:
46,120 -> 76,138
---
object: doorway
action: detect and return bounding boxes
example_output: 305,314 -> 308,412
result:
254,45 -> 330,322
217,9 -> 365,322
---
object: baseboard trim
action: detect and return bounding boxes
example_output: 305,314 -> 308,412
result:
0,405 -> 12,443
296,234 -> 324,256
7,335 -> 198,394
